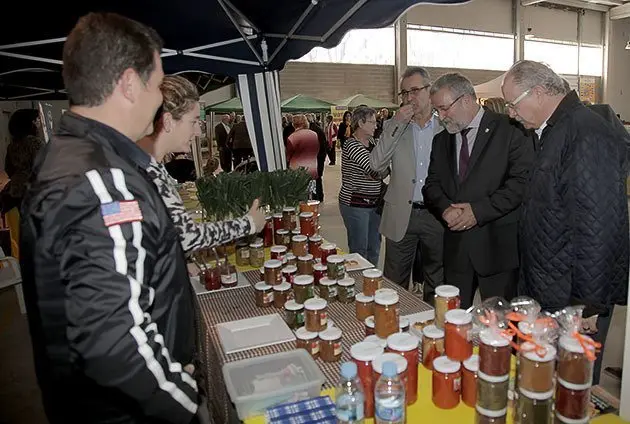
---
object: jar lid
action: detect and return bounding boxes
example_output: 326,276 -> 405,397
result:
304,298 -> 327,311
559,334 -> 594,353
270,245 -> 288,253
338,278 -> 355,287
518,321 -> 532,335
422,325 -> 445,339
249,241 -> 263,248
521,342 -> 557,362
273,282 -> 291,292
299,211 -> 314,218
309,235 -> 323,242
321,243 -> 337,250
292,229 -> 301,235
292,235 -> 308,243
478,370 -> 509,383
372,352 -> 408,374
386,333 -> 419,352
284,300 -> 304,311
350,341 -> 384,362
399,317 -> 409,329
319,277 -> 336,287
283,207 -> 296,212
463,354 -> 479,372
555,412 -> 590,424
327,254 -> 343,264
433,356 -> 461,374
557,377 -> 592,391
298,254 -> 314,261
364,334 -> 387,348
362,268 -> 383,278
475,405 -> 507,418
314,263 -> 327,271
294,275 -> 315,285
435,284 -> 460,298
286,253 -> 296,260
264,259 -> 283,269
364,315 -> 375,328
374,288 -> 399,306
295,326 -> 318,340
265,215 -> 272,220
276,229 -> 289,234
236,240 -> 249,247
254,281 -> 271,291
519,387 -> 554,401
355,293 -> 374,303
480,328 -> 510,347
272,213 -> 283,218
444,309 -> 472,325
282,265 -> 298,274
319,327 -> 342,341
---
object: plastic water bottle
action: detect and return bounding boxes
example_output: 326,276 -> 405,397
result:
336,362 -> 365,423
374,361 -> 406,424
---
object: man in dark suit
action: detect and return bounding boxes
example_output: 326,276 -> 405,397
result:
214,113 -> 232,172
423,73 -> 534,308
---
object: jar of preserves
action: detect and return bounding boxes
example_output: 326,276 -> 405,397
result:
386,332 -> 420,405
202,266 -> 221,291
263,216 -> 273,247
479,328 -> 511,377
350,341 -> 384,418
254,282 -> 273,307
291,235 -> 309,257
263,259 -> 283,286
309,235 -> 323,259
462,355 -> 479,408
249,241 -> 265,268
270,245 -> 287,262
432,356 -> 461,409
285,253 -> 297,267
318,277 -> 337,302
305,298 -> 328,332
235,241 -> 250,267
365,334 -> 387,349
319,327 -> 343,362
518,343 -> 557,393
299,199 -> 320,215
555,379 -> 591,420
372,352 -> 408,390
399,317 -> 410,333
374,289 -> 399,339
557,335 -> 595,386
362,268 -> 382,296
444,309 -> 473,362
275,229 -> 291,247
293,275 -> 315,303
422,325 -> 445,370
326,254 -> 346,280
220,263 -> 238,288
282,265 -> 297,284
434,285 -> 461,329
272,213 -> 283,234
516,388 -> 554,424
297,254 -> 314,275
299,212 -> 316,237
355,293 -> 374,321
337,277 -> 356,304
365,315 -> 375,337
477,371 -> 509,411
295,327 -> 319,359
313,263 -> 327,285
320,243 -> 337,265
282,206 -> 297,230
284,300 -> 305,329
273,282 -> 292,308
475,406 -> 507,424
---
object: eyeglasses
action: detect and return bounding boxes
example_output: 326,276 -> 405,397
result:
505,89 -> 531,110
432,94 -> 464,115
398,84 -> 430,99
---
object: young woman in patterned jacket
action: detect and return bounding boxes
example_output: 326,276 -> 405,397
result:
138,75 -> 265,254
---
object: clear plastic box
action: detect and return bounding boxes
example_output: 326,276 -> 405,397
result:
222,349 -> 325,420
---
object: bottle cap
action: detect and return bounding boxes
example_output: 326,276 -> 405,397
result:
382,361 -> 397,378
340,362 -> 358,379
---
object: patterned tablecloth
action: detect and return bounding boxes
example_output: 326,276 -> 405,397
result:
196,267 -> 433,423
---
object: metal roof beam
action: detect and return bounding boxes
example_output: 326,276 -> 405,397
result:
0,51 -> 62,65
268,0 -> 319,63
217,0 -> 265,66
322,0 -> 368,42
610,2 -> 630,19
263,33 -> 322,42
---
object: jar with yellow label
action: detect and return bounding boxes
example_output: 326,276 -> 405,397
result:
337,277 -> 356,303
319,327 -> 343,362
305,298 -> 328,332
284,300 -> 304,329
249,241 -> 265,268
291,235 -> 308,257
235,241 -> 250,267
295,327 -> 319,359
297,254 -> 314,275
318,277 -> 338,302
254,282 -> 273,307
356,293 -> 374,321
293,275 -> 315,303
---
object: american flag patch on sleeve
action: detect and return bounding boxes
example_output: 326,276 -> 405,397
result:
100,200 -> 144,227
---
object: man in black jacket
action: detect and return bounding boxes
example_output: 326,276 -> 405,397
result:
20,13 -> 202,423
502,60 -> 629,384
424,73 -> 534,308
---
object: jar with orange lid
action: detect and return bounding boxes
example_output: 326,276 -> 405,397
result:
432,356 -> 461,409
272,282 -> 293,308
284,300 -> 304,329
337,277 -> 356,304
270,245 -> 287,262
476,406 -> 507,424
282,206 -> 297,230
295,327 -> 319,359
293,275 -> 315,303
282,265 -> 297,284
444,309 -> 473,361
297,254 -> 314,275
285,253 -> 297,267
275,229 -> 291,247
291,235 -> 308,257
362,268 -> 382,296
387,332 -> 420,405
422,324 -> 445,370
235,241 -> 250,266
374,289 -> 400,339
318,277 -> 337,302
355,293 -> 374,321
365,316 -> 375,337
299,212 -> 316,237
320,243 -> 337,265
479,328 -> 511,377
319,327 -> 343,362
254,282 -> 273,307
326,255 -> 346,280
263,259 -> 283,286
518,343 -> 557,393
309,235 -> 323,259
463,355 -> 479,408
304,298 -> 328,332
350,341 -> 384,418
249,241 -> 265,268
557,334 -> 595,386
372,352 -> 408,395
434,285 -> 461,329
313,263 -> 327,285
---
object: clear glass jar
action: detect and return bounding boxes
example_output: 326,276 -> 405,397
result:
299,211 -> 316,237
479,328 -> 511,377
318,277 -> 337,302
275,229 -> 291,247
326,254 -> 346,280
555,379 -> 591,420
273,281 -> 292,308
319,327 -> 343,362
320,243 -> 337,265
263,259 -> 283,286
270,245 -> 287,262
355,293 -> 374,321
254,282 -> 273,307
351,341 -> 384,419
313,263 -> 327,285
518,343 -> 557,393
304,298 -> 328,332
374,289 -> 399,339
434,285 -> 461,329
309,235 -> 323,259
422,324 -> 445,370
337,277 -> 356,303
386,333 -> 420,405
295,327 -> 319,359
293,275 -> 315,303
365,315 -> 375,337
462,355 -> 479,408
557,335 -> 595,386
282,265 -> 297,284
235,241 -> 250,267
284,300 -> 304,329
432,356 -> 461,409
297,254 -> 314,275
477,371 -> 509,411
516,388 -> 554,424
475,406 -> 507,424
291,235 -> 308,257
282,206 -> 297,230
362,268 -> 382,296
249,241 -> 265,268
444,309 -> 473,362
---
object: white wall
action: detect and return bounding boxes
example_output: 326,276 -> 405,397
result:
406,0 -> 513,34
200,84 -> 234,107
605,17 -> 630,121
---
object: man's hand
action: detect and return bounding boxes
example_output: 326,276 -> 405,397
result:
184,364 -> 195,375
394,104 -> 414,123
442,206 -> 463,227
247,198 -> 266,232
449,203 -> 477,231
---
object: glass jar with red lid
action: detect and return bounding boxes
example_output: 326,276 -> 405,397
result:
387,332 -> 420,405
444,309 -> 473,361
432,356 -> 461,409
350,341 -> 384,418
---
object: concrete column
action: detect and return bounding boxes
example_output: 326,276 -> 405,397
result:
394,13 -> 408,101
513,0 -> 525,63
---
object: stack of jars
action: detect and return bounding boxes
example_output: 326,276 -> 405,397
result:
354,268 -> 381,326
294,295 -> 344,363
386,332 -> 420,406
475,328 -> 511,424
514,341 -> 557,424
422,285 -> 458,371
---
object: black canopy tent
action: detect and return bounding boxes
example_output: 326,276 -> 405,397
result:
0,0 -> 470,171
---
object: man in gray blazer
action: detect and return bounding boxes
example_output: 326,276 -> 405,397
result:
371,67 -> 445,301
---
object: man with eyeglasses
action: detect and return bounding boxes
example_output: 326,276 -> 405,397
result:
502,60 -> 629,385
370,66 -> 445,301
423,73 -> 534,309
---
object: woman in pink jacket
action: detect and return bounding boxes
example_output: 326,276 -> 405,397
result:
286,114 -> 320,179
